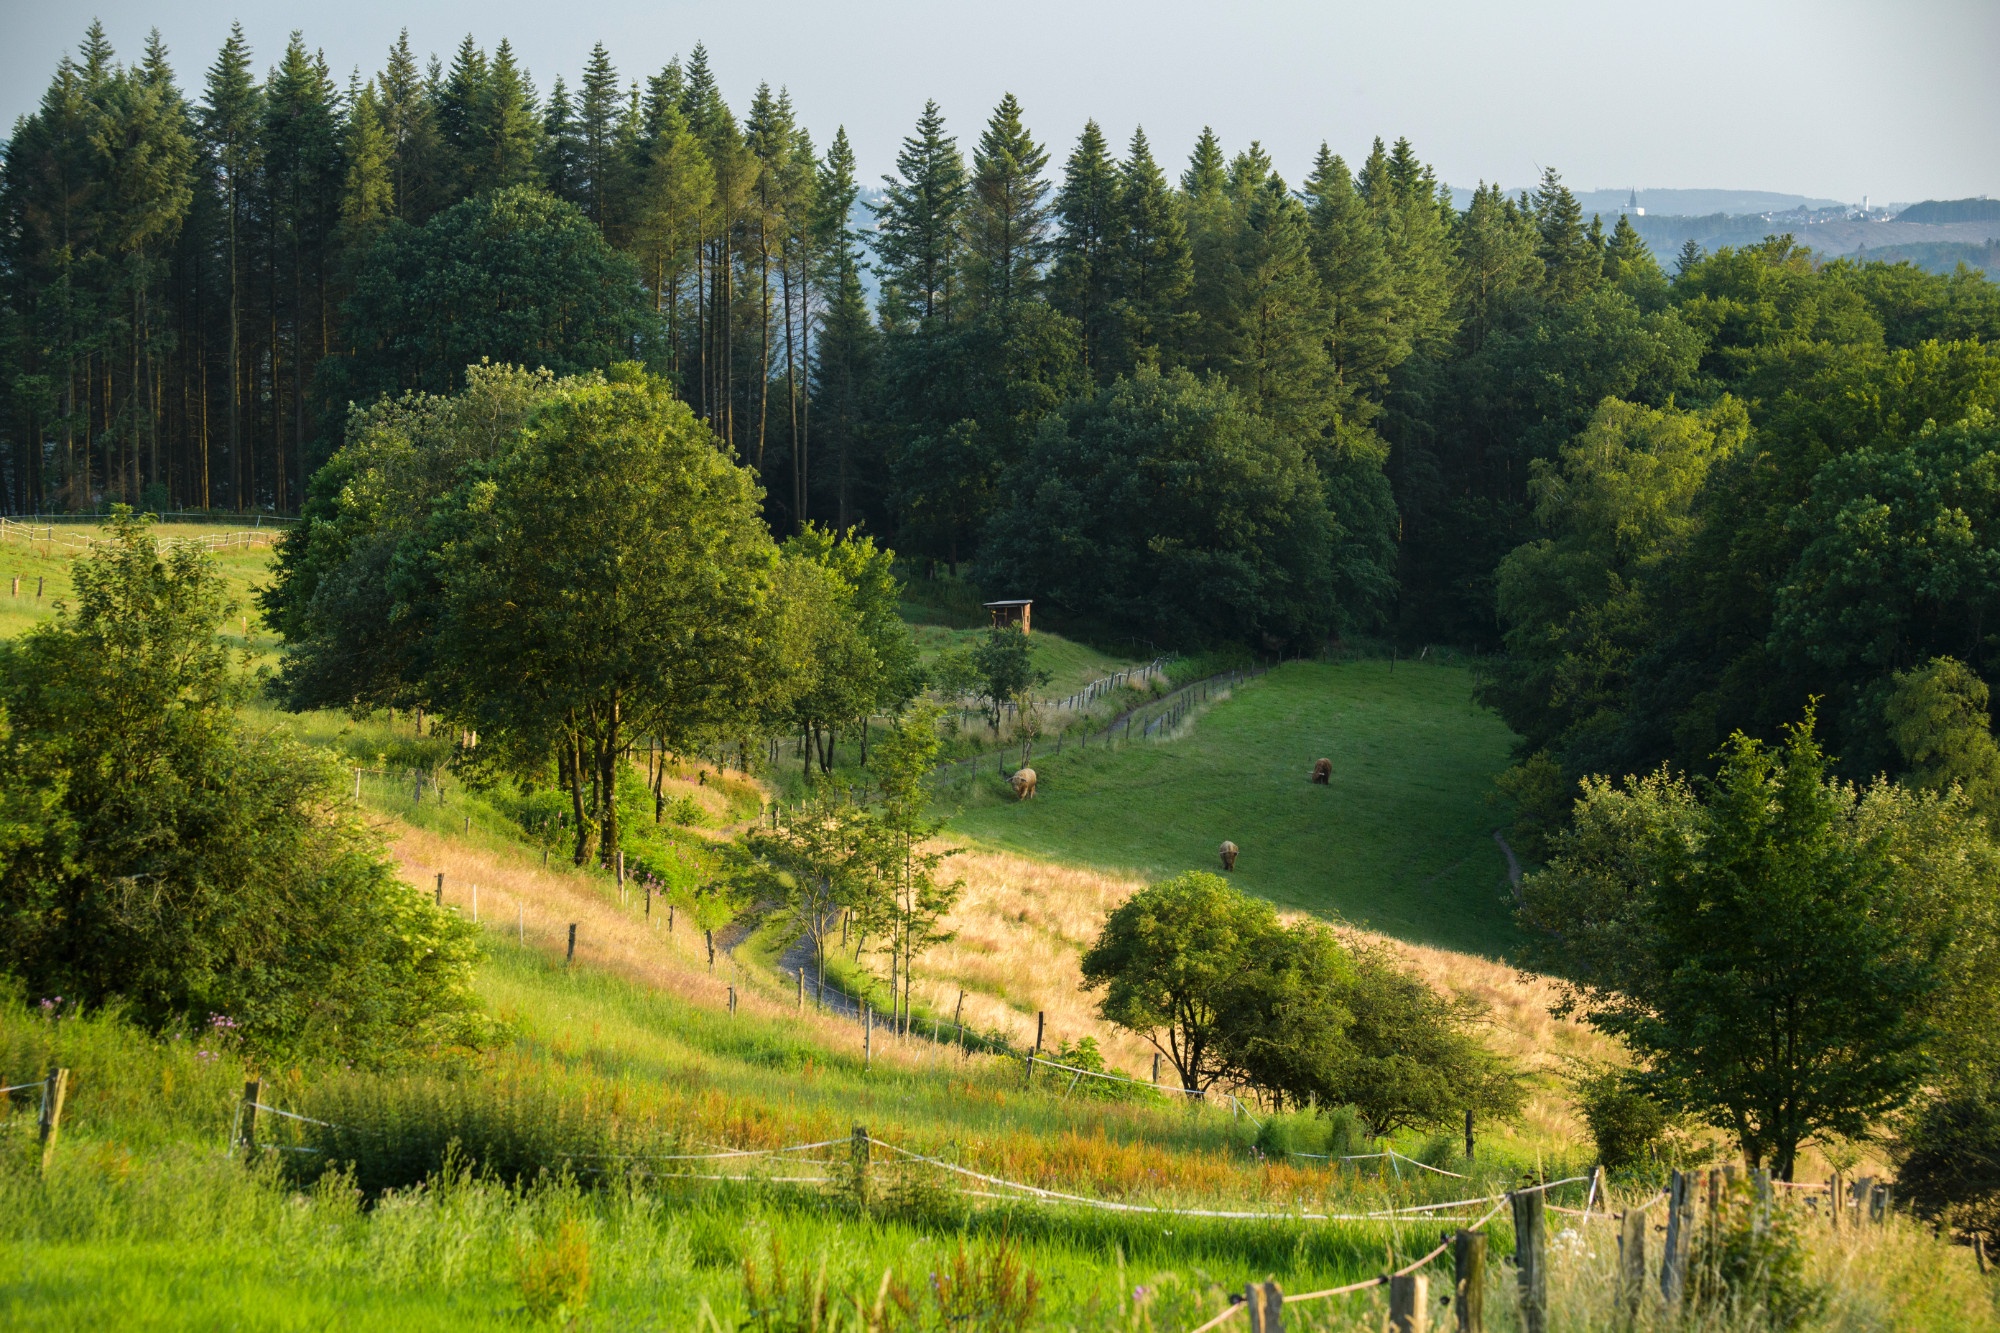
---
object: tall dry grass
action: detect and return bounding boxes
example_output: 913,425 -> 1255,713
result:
906,843 -> 1621,1142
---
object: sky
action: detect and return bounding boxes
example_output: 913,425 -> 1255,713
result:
5,0 -> 1995,207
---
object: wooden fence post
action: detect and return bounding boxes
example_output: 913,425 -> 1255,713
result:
705,928 -> 714,971
1661,1169 -> 1692,1307
851,1125 -> 870,1205
1512,1190 -> 1547,1333
727,986 -> 736,1015
238,1078 -> 260,1162
1617,1207 -> 1647,1316
1464,1108 -> 1475,1162
1453,1229 -> 1485,1333
434,872 -> 443,906
1244,1280 -> 1284,1333
1389,1272 -> 1428,1333
864,1005 -> 872,1071
38,1067 -> 70,1174
797,969 -> 805,1010
566,923 -> 576,965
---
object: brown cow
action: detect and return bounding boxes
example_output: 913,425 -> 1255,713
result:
1010,767 -> 1038,800
1311,758 -> 1332,784
1219,840 -> 1238,871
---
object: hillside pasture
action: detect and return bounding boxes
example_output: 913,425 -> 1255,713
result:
946,659 -> 1523,958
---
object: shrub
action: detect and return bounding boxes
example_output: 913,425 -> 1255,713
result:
1572,1065 -> 1671,1169
1896,1087 -> 2000,1247
0,514 -> 483,1065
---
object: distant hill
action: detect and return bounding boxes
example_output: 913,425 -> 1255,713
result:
1575,187 -> 1843,217
1851,240 -> 2000,277
1446,186 -> 1845,215
1896,198 -> 2000,225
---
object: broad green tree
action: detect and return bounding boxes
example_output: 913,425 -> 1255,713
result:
1521,714 -> 1951,1178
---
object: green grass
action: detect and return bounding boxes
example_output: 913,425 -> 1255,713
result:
0,524 -> 277,648
1,942 -> 1583,1332
944,659 -> 1522,958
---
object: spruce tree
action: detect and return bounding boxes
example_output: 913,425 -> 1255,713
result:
341,80 -> 395,231
873,99 -> 966,326
1603,212 -> 1667,308
578,42 -> 623,229
471,39 -> 542,194
811,126 -> 880,529
1450,180 -> 1541,352
262,35 -> 343,506
539,77 -> 585,207
963,93 -> 1051,311
1226,141 -> 1274,200
199,25 -> 260,507
1533,166 -> 1597,301
1232,177 -> 1331,443
436,35 -> 487,190
1304,144 -> 1399,427
377,31 -> 443,222
1182,128 -> 1244,377
1359,136 -> 1457,357
1108,127 -> 1192,374
1050,119 -> 1119,376
1180,126 -> 1226,198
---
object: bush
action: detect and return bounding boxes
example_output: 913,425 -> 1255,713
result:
1896,1087 -> 2000,1246
0,515 -> 484,1065
1572,1065 -> 1671,1169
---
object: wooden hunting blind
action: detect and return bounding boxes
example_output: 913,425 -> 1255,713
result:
984,599 -> 1032,634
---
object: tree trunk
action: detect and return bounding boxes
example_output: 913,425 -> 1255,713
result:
567,731 -> 591,866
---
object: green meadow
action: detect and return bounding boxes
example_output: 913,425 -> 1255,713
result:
946,660 -> 1522,958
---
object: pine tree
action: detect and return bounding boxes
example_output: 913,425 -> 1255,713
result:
1533,166 -> 1597,301
1107,126 -> 1191,374
341,79 -> 395,231
962,93 -> 1051,311
1304,145 -> 1399,429
1232,177 -> 1330,442
262,35 -> 343,506
200,23 -> 260,507
539,77 -> 584,207
471,39 -> 541,194
435,36 -> 487,191
1050,119 -> 1119,377
578,43 -> 623,230
873,99 -> 965,327
811,126 -> 878,529
1180,126 -> 1226,198
1603,212 -> 1667,307
376,31 -> 443,222
1450,180 -> 1540,352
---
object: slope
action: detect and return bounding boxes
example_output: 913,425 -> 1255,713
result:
944,659 -> 1522,957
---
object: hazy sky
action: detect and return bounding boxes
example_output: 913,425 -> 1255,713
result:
6,0 -> 1995,206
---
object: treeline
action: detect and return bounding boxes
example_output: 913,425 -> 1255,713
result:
8,23 -> 2000,658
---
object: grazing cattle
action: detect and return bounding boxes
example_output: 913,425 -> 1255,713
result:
1010,767 -> 1038,800
1311,758 -> 1332,784
1219,840 -> 1238,871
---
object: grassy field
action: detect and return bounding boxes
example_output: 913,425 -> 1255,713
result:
945,660 -> 1522,958
3,529 -> 1991,1329
0,522 -> 279,646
